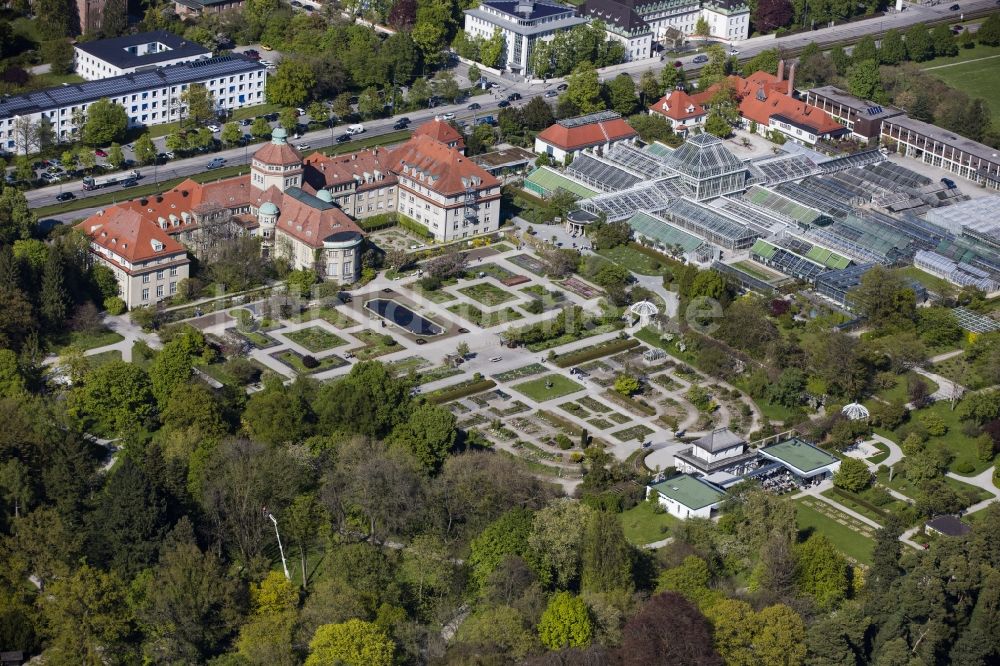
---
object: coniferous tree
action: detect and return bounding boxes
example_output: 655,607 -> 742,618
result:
40,249 -> 68,332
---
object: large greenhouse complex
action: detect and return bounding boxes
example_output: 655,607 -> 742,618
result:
518,127 -> 1000,303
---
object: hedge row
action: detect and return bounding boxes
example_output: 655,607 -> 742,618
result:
427,379 -> 497,405
828,487 -> 890,520
554,338 -> 640,368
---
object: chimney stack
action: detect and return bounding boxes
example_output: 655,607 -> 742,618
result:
787,63 -> 796,97
776,59 -> 785,81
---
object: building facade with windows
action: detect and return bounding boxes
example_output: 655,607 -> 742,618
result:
78,208 -> 191,309
0,55 -> 266,154
534,111 -> 639,163
463,0 -> 590,74
74,31 -> 213,81
582,0 -> 749,49
804,86 -> 904,143
881,114 -> 1000,191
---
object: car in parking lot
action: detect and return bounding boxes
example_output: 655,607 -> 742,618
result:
240,118 -> 253,126
56,192 -> 75,201
207,124 -> 220,132
296,107 -> 305,116
467,102 -> 481,110
336,133 -> 351,143
263,112 -> 279,122
693,54 -> 709,63
243,49 -> 260,59
94,148 -> 108,157
207,157 -> 226,169
261,43 -> 273,50
435,112 -> 455,121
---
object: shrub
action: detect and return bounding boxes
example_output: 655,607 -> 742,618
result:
919,413 -> 948,437
955,461 -> 975,474
419,275 -> 442,291
226,357 -> 262,385
555,434 -> 573,450
523,299 -> 544,314
103,296 -> 126,315
301,355 -> 320,369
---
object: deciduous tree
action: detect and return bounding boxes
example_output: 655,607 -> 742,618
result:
306,619 -> 394,666
538,592 -> 593,649
82,98 -> 128,146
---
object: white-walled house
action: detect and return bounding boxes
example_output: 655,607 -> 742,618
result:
647,474 -> 727,519
534,111 -> 639,164
74,30 -> 212,81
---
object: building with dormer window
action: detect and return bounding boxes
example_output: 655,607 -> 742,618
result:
649,88 -> 706,135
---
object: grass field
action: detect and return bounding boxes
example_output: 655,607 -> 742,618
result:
514,374 -> 585,402
921,44 -> 1000,124
795,498 -> 875,565
619,501 -> 678,545
597,244 -> 675,277
887,399 -> 996,475
872,371 -> 939,404
51,328 -> 124,353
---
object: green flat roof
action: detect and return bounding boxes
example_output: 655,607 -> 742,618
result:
628,211 -> 704,252
762,438 -> 838,473
650,474 -> 726,510
751,238 -> 777,259
524,167 -> 598,199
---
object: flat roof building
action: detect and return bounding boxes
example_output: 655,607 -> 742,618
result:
0,55 -> 266,154
647,474 -> 727,519
74,30 -> 212,81
925,515 -> 972,538
804,86 -> 904,143
882,115 -> 1000,191
760,438 -> 840,480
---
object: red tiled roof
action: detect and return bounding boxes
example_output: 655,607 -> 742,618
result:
302,149 -> 397,193
275,192 -> 364,249
77,207 -> 187,266
253,139 -> 303,167
536,117 -> 638,151
387,134 -> 499,197
413,119 -> 465,150
650,89 -> 706,121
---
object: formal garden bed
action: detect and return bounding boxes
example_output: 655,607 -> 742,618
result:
508,253 -> 547,276
521,284 -> 566,311
559,401 -> 591,418
350,329 -> 402,361
200,357 -> 270,387
409,279 -> 458,303
51,327 -> 124,354
553,337 -> 640,368
613,424 -> 656,442
233,329 -> 282,349
558,277 -> 602,299
536,410 -> 585,437
302,306 -> 359,329
577,395 -> 611,412
457,282 -> 517,306
494,363 -> 548,382
603,389 -> 657,417
427,377 -> 498,404
795,498 -> 875,565
472,263 -> 516,282
513,374 -> 585,402
272,350 -> 348,375
588,417 -> 615,430
284,326 -> 347,353
447,303 -> 524,328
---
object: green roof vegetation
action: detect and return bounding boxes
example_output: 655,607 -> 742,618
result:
523,167 -> 599,199
649,474 -> 726,510
628,211 -> 704,252
762,438 -> 838,473
751,238 -> 778,259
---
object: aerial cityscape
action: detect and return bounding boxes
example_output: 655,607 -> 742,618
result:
1,0 -> 999,662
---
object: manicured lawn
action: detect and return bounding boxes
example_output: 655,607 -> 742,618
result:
284,326 -> 347,353
458,282 -> 516,306
619,501 -> 679,545
495,363 -> 548,382
514,374 -> 585,402
409,281 -> 457,303
51,328 -> 124,353
274,350 -> 347,375
87,350 -> 123,368
302,307 -> 358,329
351,329 -> 401,360
878,467 -> 993,505
867,442 -> 891,464
447,302 -> 523,328
795,498 -> 875,565
613,424 -> 655,442
597,244 -> 675,277
199,358 -> 269,386
923,46 -> 1000,125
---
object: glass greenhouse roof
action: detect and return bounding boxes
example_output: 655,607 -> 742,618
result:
662,133 -> 747,180
628,211 -> 705,252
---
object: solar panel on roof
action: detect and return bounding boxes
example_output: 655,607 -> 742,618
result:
866,106 -> 883,115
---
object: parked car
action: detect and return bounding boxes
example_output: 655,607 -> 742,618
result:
261,43 -> 273,50
207,157 -> 226,169
507,92 -> 521,101
693,54 -> 709,64
56,192 -> 75,201
467,102 -> 481,110
244,49 -> 260,59
207,124 -> 220,132
556,83 -> 568,91
94,148 -> 108,157
545,90 -> 558,98
296,107 -> 306,116
949,3 -> 959,9
941,177 -> 957,189
729,48 -> 739,55
240,118 -> 253,126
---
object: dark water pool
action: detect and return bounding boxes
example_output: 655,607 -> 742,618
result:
365,299 -> 444,336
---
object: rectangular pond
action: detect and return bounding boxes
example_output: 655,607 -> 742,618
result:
364,298 -> 444,336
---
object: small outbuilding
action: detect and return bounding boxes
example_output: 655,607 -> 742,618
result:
647,474 -> 727,520
925,515 -> 972,538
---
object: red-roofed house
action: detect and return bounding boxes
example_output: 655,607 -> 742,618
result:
695,61 -> 849,145
534,111 -> 639,163
649,89 -> 707,135
302,148 -> 398,220
413,119 -> 466,153
387,133 -> 502,242
77,207 -> 190,308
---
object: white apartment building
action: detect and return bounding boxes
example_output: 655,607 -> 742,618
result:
464,0 -> 590,74
582,0 -> 749,49
74,30 -> 212,81
0,55 -> 266,154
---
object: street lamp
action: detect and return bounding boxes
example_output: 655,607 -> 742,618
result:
263,507 -> 291,581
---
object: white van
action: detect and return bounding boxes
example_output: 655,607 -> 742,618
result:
347,124 -> 365,135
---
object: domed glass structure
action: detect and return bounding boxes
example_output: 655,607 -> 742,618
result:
841,403 -> 870,421
259,201 -> 278,216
